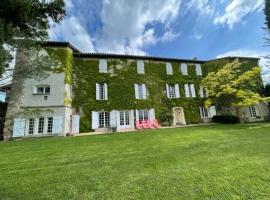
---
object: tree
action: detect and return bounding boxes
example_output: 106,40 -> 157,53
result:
201,59 -> 270,117
265,0 -> 270,30
0,0 -> 65,78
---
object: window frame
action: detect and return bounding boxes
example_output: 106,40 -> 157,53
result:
47,117 -> 53,133
38,117 -> 44,134
34,85 -> 50,95
249,106 -> 257,118
99,112 -> 110,128
28,118 -> 35,134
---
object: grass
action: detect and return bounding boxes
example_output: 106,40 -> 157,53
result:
0,123 -> 270,200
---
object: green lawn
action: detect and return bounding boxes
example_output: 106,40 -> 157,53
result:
0,123 -> 270,200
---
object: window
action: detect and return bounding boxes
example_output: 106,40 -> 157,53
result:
184,84 -> 196,98
137,60 -> 144,74
99,112 -> 110,128
200,107 -> 209,118
166,63 -> 173,75
195,64 -> 202,75
47,117 -> 53,133
199,86 -> 208,98
35,86 -> 50,94
180,63 -> 188,75
96,83 -> 108,100
138,110 -> 149,121
169,85 -> 176,98
99,59 -> 107,73
249,106 -> 257,118
38,117 -> 44,133
135,83 -> 148,99
120,111 -> 130,126
28,118 -> 35,134
166,84 -> 180,98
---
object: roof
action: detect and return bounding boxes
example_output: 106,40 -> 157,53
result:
42,41 -> 260,63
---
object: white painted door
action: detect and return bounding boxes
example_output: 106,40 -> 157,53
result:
52,116 -> 63,134
13,118 -> 26,137
119,111 -> 130,129
71,115 -> 80,134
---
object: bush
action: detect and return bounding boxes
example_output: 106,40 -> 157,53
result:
212,115 -> 240,124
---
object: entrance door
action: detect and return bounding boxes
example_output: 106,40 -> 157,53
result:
173,107 -> 186,125
119,111 -> 130,129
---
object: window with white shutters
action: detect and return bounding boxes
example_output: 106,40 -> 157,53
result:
138,84 -> 143,99
184,84 -> 190,97
99,59 -> 107,73
28,118 -> 35,134
135,83 -> 148,99
137,60 -> 144,74
120,111 -> 130,126
166,63 -> 173,75
99,112 -> 110,128
138,110 -> 149,121
96,83 -> 108,100
195,64 -> 202,75
200,107 -> 209,118
249,106 -> 257,118
168,84 -> 176,98
180,63 -> 188,75
190,84 -> 196,97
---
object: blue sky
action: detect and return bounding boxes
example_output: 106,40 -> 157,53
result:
49,0 -> 270,83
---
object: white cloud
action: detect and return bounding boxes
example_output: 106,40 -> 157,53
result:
160,29 -> 181,42
95,0 -> 181,54
188,0 -> 215,15
217,49 -> 270,84
194,33 -> 203,40
49,16 -> 95,52
214,0 -> 264,29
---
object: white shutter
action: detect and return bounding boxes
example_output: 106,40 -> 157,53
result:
116,111 -> 120,130
96,83 -> 100,100
137,60 -> 144,74
33,86 -> 37,94
199,86 -> 204,98
134,84 -> 139,99
130,110 -> 135,128
135,109 -> 139,120
13,118 -> 26,137
209,106 -> 216,117
184,84 -> 190,97
175,84 -> 180,98
71,115 -> 80,134
92,111 -> 99,129
190,84 -> 196,97
52,116 -> 63,134
104,83 -> 108,100
142,84 -> 147,99
166,84 -> 170,98
205,88 -> 209,97
110,110 -> 117,127
149,108 -> 155,122
166,63 -> 172,75
181,63 -> 188,75
99,59 -> 107,73
196,64 -> 202,75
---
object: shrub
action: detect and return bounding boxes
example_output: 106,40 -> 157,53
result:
212,115 -> 240,124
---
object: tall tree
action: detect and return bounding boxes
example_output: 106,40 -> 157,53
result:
265,0 -> 270,30
0,0 -> 65,77
201,59 -> 270,117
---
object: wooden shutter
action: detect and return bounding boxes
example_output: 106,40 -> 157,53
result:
52,116 -> 63,134
134,84 -> 139,99
181,63 -> 188,75
71,115 -> 80,134
13,118 -> 26,137
199,86 -> 204,98
135,110 -> 139,120
149,108 -> 155,122
209,106 -> 216,117
92,111 -> 99,129
166,84 -> 170,98
190,84 -> 196,97
96,83 -> 100,100
130,110 -> 135,128
196,64 -> 202,75
104,83 -> 108,100
99,59 -> 107,73
110,110 -> 117,127
175,84 -> 180,98
137,60 -> 144,74
184,84 -> 190,97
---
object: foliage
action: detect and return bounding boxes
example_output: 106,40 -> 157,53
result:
262,83 -> 270,97
73,59 -> 204,132
212,115 -> 240,124
265,0 -> 270,31
0,0 -> 65,76
201,59 -> 269,111
1,123 -> 270,199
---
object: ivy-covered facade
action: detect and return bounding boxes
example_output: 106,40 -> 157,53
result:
3,41 -> 268,139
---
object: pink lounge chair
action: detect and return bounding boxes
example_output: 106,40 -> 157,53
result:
135,120 -> 143,130
142,120 -> 149,129
152,119 -> 161,128
146,119 -> 155,129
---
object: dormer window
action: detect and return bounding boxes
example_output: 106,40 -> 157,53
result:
34,86 -> 50,94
